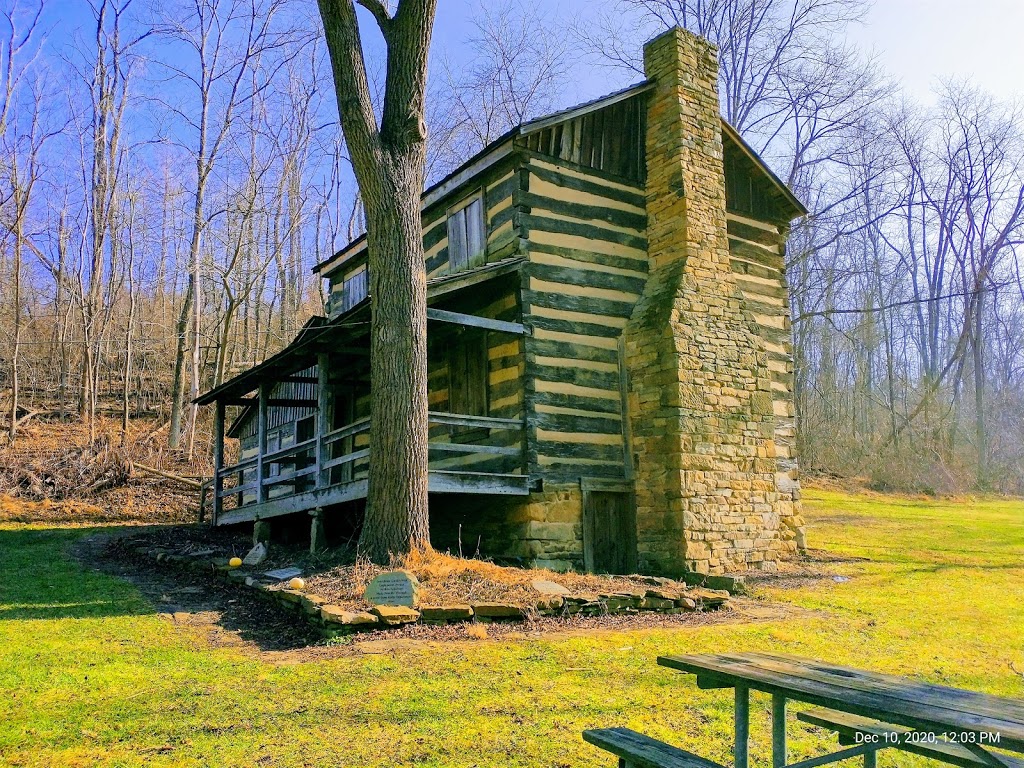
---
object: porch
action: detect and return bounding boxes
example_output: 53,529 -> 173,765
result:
196,258 -> 530,528
205,408 -> 530,527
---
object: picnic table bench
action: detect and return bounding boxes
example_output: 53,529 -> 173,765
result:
584,652 -> 1024,768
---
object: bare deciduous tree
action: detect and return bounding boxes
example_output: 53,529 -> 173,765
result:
317,0 -> 436,562
427,0 -> 569,180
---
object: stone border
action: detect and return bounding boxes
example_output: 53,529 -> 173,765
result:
136,546 -> 732,638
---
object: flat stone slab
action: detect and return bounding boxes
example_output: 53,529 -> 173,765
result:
603,595 -> 638,611
419,604 -> 474,622
299,594 -> 328,615
471,603 -> 525,620
638,575 -> 675,587
263,567 -> 303,581
321,606 -> 379,626
642,596 -> 675,611
535,595 -> 565,613
680,572 -> 745,593
608,587 -> 648,600
371,605 -> 420,626
242,542 -> 267,566
645,587 -> 685,601
364,571 -> 420,607
531,579 -> 571,596
690,587 -> 730,606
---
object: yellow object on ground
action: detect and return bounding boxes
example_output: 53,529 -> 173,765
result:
228,557 -> 242,568
289,577 -> 305,590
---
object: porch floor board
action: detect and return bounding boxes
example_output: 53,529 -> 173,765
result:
215,470 -> 529,526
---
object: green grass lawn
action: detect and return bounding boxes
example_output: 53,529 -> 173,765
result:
1,488 -> 1022,767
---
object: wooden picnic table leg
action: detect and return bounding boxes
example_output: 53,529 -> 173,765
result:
772,694 -> 787,768
863,750 -> 877,768
735,685 -> 750,768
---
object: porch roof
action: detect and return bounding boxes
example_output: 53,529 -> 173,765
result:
196,257 -> 525,406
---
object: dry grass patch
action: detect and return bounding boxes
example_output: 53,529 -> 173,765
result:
302,548 -> 684,610
0,415 -> 202,524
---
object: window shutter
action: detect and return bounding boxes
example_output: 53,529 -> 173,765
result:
466,197 -> 486,267
448,208 -> 468,270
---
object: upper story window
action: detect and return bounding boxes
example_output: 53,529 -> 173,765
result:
447,193 -> 486,271
338,263 -> 368,313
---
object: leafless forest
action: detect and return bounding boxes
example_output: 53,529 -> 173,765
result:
2,0 -> 1023,493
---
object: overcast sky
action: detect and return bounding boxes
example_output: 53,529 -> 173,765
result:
849,0 -> 1024,103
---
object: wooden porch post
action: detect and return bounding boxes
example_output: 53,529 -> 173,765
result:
317,353 -> 331,489
256,381 -> 269,505
212,399 -> 225,524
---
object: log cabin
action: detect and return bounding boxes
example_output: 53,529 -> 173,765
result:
196,27 -> 808,576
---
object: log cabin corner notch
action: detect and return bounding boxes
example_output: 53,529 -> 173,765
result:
196,26 -> 807,577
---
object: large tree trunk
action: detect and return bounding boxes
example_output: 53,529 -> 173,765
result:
361,157 -> 430,561
318,0 -> 437,562
167,283 -> 193,450
8,200 -> 23,442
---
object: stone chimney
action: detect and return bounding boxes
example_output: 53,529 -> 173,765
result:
623,27 -> 793,575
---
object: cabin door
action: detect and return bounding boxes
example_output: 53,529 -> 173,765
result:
583,486 -> 637,575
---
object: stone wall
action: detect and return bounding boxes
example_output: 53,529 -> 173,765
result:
623,27 -> 803,575
429,485 -> 584,572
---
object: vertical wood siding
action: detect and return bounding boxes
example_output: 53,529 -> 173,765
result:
521,94 -> 647,183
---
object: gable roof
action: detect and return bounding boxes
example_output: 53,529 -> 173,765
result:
313,80 -> 806,276
198,257 -> 525,406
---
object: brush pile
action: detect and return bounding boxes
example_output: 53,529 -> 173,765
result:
0,412 -> 206,524
0,433 -> 132,500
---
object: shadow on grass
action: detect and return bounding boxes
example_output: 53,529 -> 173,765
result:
0,526 -> 158,621
2,524 -> 324,651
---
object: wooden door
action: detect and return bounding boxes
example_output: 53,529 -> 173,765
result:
583,490 -> 637,574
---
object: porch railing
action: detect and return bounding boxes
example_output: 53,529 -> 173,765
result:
211,410 -> 526,523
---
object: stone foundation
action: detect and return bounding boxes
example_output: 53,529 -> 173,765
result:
428,485 -> 583,571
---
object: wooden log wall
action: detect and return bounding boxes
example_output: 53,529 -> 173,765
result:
425,285 -> 525,475
329,161 -> 525,476
517,153 -> 649,481
725,212 -> 799,492
325,161 -> 521,317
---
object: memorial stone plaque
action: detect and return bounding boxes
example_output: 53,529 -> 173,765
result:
242,542 -> 267,566
263,566 -> 303,582
363,571 -> 421,607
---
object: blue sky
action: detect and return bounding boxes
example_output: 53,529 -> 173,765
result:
26,0 -> 1023,114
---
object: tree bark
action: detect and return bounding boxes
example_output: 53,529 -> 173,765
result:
317,0 -> 436,562
8,187 -> 23,442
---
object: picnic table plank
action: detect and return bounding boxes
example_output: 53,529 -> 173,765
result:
734,652 -> 1024,722
583,727 -> 727,768
658,653 -> 1024,753
797,708 -> 1024,768
661,652 -> 1024,738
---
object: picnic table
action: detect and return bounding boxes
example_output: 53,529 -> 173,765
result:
585,651 -> 1024,768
